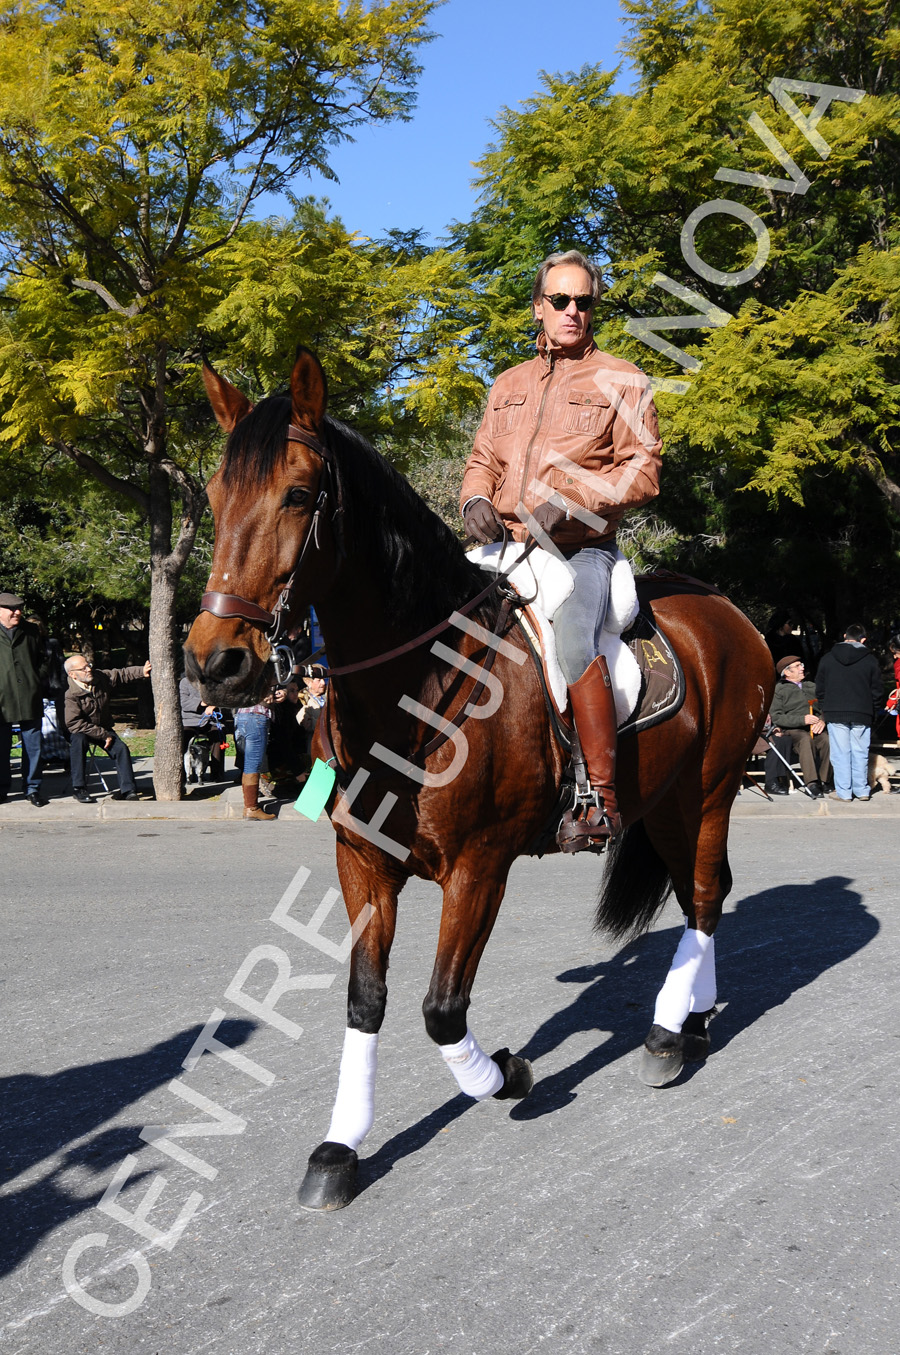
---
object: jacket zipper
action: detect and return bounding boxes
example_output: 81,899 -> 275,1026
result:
518,355 -> 557,512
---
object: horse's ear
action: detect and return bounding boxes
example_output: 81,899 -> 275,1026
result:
202,360 -> 253,432
290,346 -> 328,432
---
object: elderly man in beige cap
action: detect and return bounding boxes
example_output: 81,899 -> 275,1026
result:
769,654 -> 831,798
0,590 -> 47,805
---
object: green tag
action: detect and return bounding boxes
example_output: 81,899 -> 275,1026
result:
295,758 -> 336,821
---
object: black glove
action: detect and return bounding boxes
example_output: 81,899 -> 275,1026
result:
463,498 -> 504,544
528,500 -> 567,542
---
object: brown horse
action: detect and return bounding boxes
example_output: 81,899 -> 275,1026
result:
185,348 -> 774,1210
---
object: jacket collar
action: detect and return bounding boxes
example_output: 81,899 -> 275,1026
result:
536,329 -> 597,368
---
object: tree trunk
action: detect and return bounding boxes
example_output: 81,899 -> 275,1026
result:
860,448 -> 900,515
148,464 -> 184,801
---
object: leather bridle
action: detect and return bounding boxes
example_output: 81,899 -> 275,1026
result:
199,419 -> 541,693
199,423 -> 341,682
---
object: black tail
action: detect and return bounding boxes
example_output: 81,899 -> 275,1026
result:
594,819 -> 673,941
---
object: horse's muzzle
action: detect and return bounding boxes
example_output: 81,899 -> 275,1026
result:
184,639 -> 261,708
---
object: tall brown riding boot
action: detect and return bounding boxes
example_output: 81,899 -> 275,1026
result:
558,655 -> 622,854
242,772 -> 275,821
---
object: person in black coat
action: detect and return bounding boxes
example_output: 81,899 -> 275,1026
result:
0,590 -> 47,805
815,624 -> 883,802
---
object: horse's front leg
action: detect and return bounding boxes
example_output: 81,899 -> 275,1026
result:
423,856 -> 533,1103
298,840 -> 402,1212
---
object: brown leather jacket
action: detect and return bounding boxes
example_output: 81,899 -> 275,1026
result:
460,334 -> 662,548
65,666 -> 146,742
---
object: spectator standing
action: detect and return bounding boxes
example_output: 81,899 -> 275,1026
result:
769,656 -> 831,797
179,674 -> 226,782
0,591 -> 47,805
816,624 -> 883,802
888,636 -> 900,740
234,700 -> 275,820
764,612 -> 798,668
267,680 -> 308,795
64,655 -> 151,802
297,664 -> 327,765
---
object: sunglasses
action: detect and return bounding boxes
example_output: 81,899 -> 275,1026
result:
543,292 -> 594,312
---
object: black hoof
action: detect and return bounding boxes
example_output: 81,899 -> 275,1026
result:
681,1007 -> 715,1062
491,1047 -> 534,1100
638,1045 -> 684,1087
639,1023 -> 686,1087
493,1046 -> 534,1100
297,1141 -> 359,1211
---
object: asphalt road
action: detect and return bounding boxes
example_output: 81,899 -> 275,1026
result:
1,816 -> 897,1355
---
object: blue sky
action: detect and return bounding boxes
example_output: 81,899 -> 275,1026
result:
264,0 -> 634,243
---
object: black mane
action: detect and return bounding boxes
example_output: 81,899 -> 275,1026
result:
220,395 -> 495,634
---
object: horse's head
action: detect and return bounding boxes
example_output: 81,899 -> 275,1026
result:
184,347 -> 335,707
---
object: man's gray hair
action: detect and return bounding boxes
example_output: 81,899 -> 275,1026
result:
531,250 -> 606,307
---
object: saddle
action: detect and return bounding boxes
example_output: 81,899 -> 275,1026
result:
468,544 -> 684,737
469,545 -> 686,857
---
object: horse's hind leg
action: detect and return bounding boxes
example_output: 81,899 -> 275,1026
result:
298,841 -> 402,1211
639,795 -> 731,1087
423,856 -> 533,1102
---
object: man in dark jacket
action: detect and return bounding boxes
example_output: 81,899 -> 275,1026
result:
0,590 -> 47,805
815,624 -> 883,802
64,655 -> 151,802
769,655 -> 831,797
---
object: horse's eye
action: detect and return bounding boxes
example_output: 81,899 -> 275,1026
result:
285,487 -> 310,508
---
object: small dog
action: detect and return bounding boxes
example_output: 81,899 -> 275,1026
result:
869,752 -> 894,795
185,732 -> 225,784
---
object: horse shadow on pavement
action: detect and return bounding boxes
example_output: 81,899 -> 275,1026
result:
0,1019 -> 255,1280
357,873 -> 877,1188
511,872 -> 878,1118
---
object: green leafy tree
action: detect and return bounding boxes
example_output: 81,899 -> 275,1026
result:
0,0 -> 437,797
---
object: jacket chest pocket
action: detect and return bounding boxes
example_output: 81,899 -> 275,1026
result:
492,390 -> 527,437
563,391 -> 610,435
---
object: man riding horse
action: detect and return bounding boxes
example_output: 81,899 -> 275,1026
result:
461,250 -> 663,852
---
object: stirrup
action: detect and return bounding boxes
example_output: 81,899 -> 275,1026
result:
556,790 -> 621,855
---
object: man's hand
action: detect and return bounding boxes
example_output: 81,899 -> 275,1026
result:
528,500 -> 567,541
143,660 -> 152,677
806,716 -> 825,735
463,498 -> 504,544
104,735 -> 115,751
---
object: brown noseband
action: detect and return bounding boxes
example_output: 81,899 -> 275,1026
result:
199,423 -> 341,674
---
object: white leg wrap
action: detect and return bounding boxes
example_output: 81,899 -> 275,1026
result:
653,927 -> 715,1034
325,1028 -> 378,1151
440,1029 -> 504,1100
690,933 -> 717,1013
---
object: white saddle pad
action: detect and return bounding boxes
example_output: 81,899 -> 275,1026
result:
469,543 -> 642,722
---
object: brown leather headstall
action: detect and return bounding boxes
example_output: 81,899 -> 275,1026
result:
200,422 -> 343,678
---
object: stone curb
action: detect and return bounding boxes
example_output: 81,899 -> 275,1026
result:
0,785 -> 310,823
2,786 -> 899,824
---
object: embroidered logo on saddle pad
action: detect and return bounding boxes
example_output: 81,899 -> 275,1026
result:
618,609 -> 684,735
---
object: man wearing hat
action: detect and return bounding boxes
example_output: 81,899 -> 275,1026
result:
0,591 -> 47,805
769,655 -> 831,797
